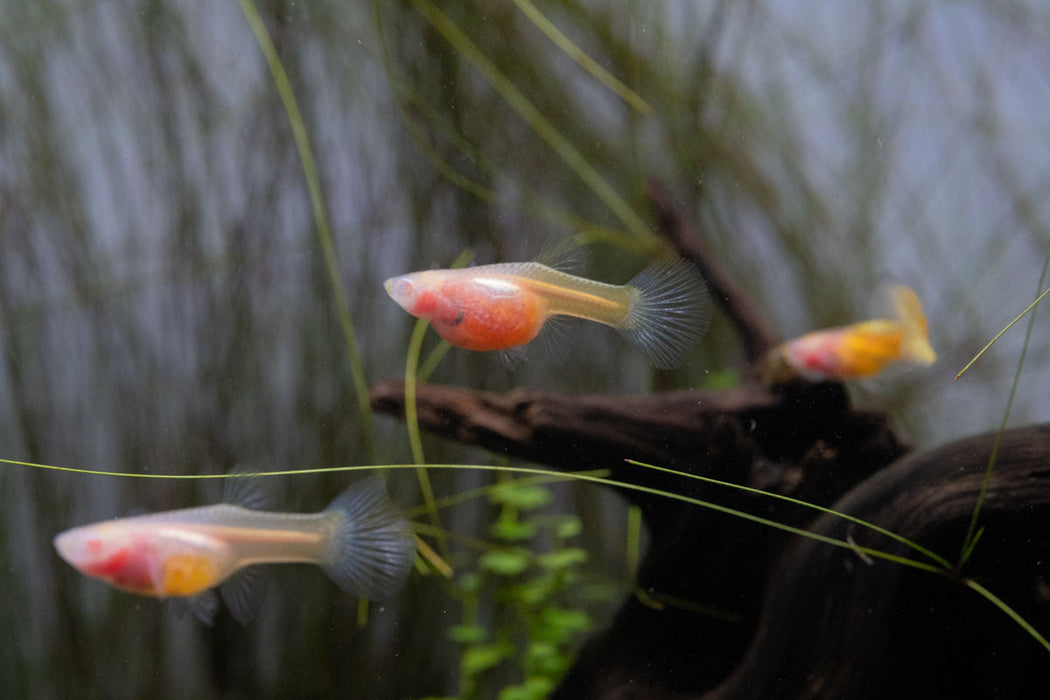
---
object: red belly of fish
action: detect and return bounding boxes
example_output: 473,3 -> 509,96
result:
432,280 -> 545,351
84,539 -> 158,593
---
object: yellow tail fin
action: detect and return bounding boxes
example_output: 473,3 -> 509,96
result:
891,285 -> 936,365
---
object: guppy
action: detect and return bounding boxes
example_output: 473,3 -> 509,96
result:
53,476 -> 416,624
773,284 -> 936,380
384,257 -> 711,369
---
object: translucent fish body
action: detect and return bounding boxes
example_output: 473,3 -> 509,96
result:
54,477 -> 415,622
58,507 -> 333,597
384,258 -> 711,369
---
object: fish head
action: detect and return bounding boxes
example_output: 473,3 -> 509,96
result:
54,522 -> 157,592
384,271 -> 445,319
779,331 -> 842,380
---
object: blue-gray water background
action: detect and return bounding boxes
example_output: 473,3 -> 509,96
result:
3,2 -> 1050,697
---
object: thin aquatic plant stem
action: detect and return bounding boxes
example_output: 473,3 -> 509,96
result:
373,1 -> 623,239
510,0 -> 652,116
627,459 -> 952,570
417,341 -> 453,384
401,247 -> 474,561
237,0 -> 376,460
958,250 -> 1049,566
955,284 -> 1050,380
404,470 -> 608,519
415,249 -> 474,383
964,578 -> 1050,653
15,457 -> 1047,653
626,504 -> 642,575
409,0 -> 656,244
404,316 -> 447,560
12,456 -> 940,573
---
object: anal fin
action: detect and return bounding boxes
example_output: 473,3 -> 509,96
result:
220,566 -> 269,626
169,590 -> 220,626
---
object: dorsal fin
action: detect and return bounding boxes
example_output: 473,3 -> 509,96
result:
222,469 -> 275,511
535,236 -> 584,272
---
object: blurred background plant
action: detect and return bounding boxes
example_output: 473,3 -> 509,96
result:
2,1 -> 1050,697
433,478 -> 596,700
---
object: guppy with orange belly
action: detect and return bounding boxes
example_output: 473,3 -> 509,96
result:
384,257 -> 711,369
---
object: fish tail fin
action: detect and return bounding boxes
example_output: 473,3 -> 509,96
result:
321,477 -> 416,600
891,285 -> 936,365
619,258 -> 712,369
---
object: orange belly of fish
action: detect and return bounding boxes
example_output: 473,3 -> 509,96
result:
834,328 -> 903,377
432,282 -> 545,351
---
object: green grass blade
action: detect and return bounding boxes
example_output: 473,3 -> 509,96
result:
374,1 -> 634,241
404,318 -> 431,467
958,250 -> 1049,565
627,458 -> 952,570
404,316 -> 446,560
401,249 -> 474,562
510,0 -> 652,116
418,341 -> 453,384
414,249 -> 473,384
16,456 -> 1046,653
964,578 -> 1050,653
5,455 -> 939,574
955,283 -> 1050,381
626,504 -> 642,574
372,1 -> 499,204
404,470 -> 608,519
410,0 -> 655,244
237,0 -> 376,460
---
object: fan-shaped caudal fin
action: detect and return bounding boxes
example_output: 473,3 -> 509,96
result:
619,258 -> 712,369
891,285 -> 936,366
320,477 -> 416,601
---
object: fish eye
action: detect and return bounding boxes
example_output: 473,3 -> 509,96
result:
394,279 -> 413,297
385,277 -> 415,302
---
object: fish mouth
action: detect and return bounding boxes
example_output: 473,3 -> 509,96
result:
53,530 -> 76,564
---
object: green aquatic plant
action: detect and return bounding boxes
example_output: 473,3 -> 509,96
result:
437,478 -> 593,700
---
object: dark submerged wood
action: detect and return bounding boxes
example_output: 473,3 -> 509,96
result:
372,378 -> 1050,698
698,423 -> 1050,700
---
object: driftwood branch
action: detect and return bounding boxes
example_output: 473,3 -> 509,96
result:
370,378 -> 903,503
